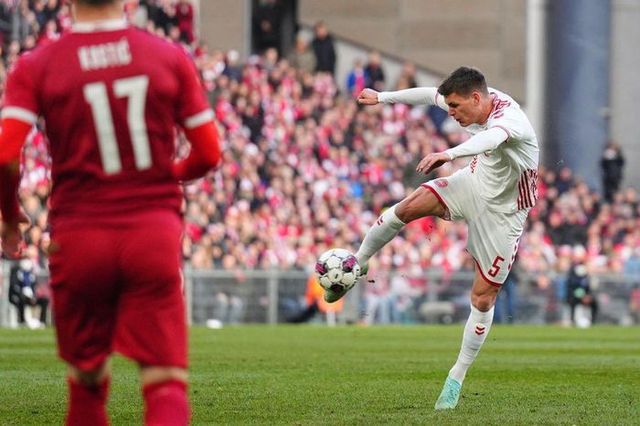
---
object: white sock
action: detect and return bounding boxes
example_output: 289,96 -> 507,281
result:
448,304 -> 495,384
355,204 -> 405,266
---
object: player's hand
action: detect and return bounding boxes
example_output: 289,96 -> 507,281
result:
1,210 -> 30,259
416,152 -> 452,175
357,88 -> 380,105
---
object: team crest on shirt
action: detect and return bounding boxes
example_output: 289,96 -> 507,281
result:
435,179 -> 448,188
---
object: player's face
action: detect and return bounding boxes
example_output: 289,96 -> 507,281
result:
444,91 -> 482,127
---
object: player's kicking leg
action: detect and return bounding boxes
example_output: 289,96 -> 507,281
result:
324,186 -> 446,303
435,271 -> 499,410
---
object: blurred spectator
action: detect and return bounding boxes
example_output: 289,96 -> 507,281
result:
395,61 -> 417,90
388,268 -> 421,323
155,0 -> 178,36
43,0 -> 60,24
211,292 -> 244,325
550,247 -> 572,323
555,166 -> 574,194
262,46 -> 278,71
630,285 -> 640,324
624,248 -> 640,278
287,34 -> 315,75
287,274 -> 343,325
362,266 -> 392,325
8,259 -> 47,328
494,267 -> 519,324
13,2 -> 37,44
0,1 -> 11,44
601,141 -> 625,202
566,249 -> 598,326
34,275 -> 50,326
175,0 -> 194,44
311,21 -> 336,75
125,0 -> 147,27
222,49 -> 243,82
364,50 -> 385,91
346,58 -> 367,98
252,0 -> 283,54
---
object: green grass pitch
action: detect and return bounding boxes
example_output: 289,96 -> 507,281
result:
1,325 -> 638,425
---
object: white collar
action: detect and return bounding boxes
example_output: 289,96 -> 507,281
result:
71,18 -> 128,33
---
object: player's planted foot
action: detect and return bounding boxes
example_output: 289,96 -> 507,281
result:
434,376 -> 462,410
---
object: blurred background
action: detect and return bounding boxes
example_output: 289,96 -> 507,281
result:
1,0 -> 639,329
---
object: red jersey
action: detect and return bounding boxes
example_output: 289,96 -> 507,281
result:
2,19 -> 212,224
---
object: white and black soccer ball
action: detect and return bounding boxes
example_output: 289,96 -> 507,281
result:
315,248 -> 361,292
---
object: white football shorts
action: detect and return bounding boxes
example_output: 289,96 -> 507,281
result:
422,167 -> 528,286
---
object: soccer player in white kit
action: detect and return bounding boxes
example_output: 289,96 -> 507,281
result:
328,67 -> 539,409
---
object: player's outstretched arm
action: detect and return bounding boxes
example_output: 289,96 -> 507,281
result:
357,87 -> 439,106
172,121 -> 222,182
379,87 -> 438,105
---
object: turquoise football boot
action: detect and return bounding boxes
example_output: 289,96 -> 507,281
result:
434,376 -> 462,410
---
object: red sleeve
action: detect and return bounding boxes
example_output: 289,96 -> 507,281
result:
175,47 -> 212,129
1,54 -> 38,224
0,119 -> 32,224
172,121 -> 221,182
2,53 -> 39,125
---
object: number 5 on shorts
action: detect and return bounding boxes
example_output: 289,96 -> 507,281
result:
488,256 -> 505,278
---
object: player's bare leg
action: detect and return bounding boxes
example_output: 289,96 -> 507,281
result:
435,271 -> 499,410
66,361 -> 112,426
356,186 -> 446,273
325,187 -> 445,303
140,366 -> 190,425
140,366 -> 189,385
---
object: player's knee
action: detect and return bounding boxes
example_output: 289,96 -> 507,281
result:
471,293 -> 497,312
140,366 -> 188,387
69,363 -> 110,387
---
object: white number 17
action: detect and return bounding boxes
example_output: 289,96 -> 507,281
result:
83,75 -> 151,175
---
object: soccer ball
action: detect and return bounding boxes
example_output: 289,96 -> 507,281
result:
315,248 -> 361,292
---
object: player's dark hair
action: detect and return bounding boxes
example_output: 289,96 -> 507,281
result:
438,66 -> 488,97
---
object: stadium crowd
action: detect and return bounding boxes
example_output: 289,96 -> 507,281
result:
0,2 -> 638,325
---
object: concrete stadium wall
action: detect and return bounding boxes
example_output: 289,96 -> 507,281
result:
198,0 -> 251,57
610,0 -> 640,190
298,0 -> 527,101
198,1 -> 527,100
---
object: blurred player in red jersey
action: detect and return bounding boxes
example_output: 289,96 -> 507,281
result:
0,0 -> 221,424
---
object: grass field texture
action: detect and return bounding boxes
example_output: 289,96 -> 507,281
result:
1,325 -> 639,425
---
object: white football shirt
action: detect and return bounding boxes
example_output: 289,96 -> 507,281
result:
379,87 -> 539,213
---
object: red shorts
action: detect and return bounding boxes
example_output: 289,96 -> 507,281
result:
49,210 -> 186,371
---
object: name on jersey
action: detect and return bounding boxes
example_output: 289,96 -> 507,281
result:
78,38 -> 131,71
